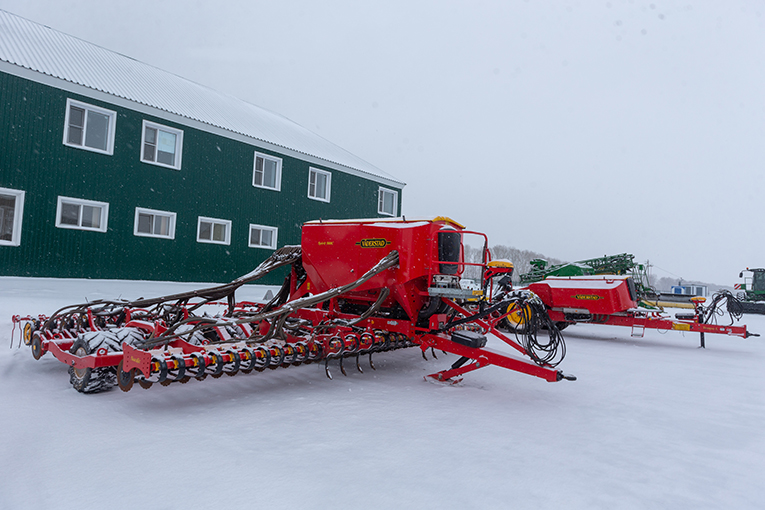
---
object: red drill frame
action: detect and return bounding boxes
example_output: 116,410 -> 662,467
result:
12,217 -> 575,393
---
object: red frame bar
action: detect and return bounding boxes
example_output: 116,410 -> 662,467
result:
546,310 -> 750,338
429,230 -> 490,278
413,298 -> 567,382
441,299 -> 529,355
46,340 -> 122,369
418,332 -> 563,382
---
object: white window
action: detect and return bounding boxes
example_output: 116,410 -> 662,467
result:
378,187 -> 398,216
308,168 -> 331,202
197,216 -> 231,245
252,152 -> 282,191
141,120 -> 183,170
248,224 -> 278,249
134,207 -> 176,239
63,99 -> 116,155
0,187 -> 25,246
55,196 -> 109,233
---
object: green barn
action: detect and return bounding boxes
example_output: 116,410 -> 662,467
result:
0,10 -> 404,283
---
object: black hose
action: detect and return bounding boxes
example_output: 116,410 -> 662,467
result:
513,298 -> 566,368
703,290 -> 743,325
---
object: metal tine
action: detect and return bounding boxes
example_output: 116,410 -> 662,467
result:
368,352 -> 376,370
431,347 -> 438,359
340,355 -> 347,376
355,353 -> 363,373
422,349 -> 428,361
324,358 -> 333,380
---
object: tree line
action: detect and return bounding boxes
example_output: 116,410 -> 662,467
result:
462,245 -> 731,294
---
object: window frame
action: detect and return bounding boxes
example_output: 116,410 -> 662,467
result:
248,223 -> 278,250
307,167 -> 332,203
140,120 -> 184,170
377,187 -> 398,216
0,187 -> 25,247
134,207 -> 177,240
252,152 -> 282,191
55,196 -> 109,233
63,98 -> 117,155
196,216 -> 232,245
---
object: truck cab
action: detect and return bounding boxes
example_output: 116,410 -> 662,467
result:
736,268 -> 765,302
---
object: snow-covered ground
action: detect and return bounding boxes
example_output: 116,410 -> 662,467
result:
1,277 -> 763,510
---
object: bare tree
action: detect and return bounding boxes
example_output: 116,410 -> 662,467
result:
463,244 -> 564,285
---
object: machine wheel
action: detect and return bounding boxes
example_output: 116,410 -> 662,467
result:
68,332 -> 120,393
175,324 -> 207,346
502,303 -> 535,334
31,332 -> 45,360
111,327 -> 146,348
23,322 -> 33,346
418,297 -> 449,321
116,360 -> 135,392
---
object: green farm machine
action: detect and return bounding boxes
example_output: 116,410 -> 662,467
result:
735,268 -> 765,314
519,253 -> 657,301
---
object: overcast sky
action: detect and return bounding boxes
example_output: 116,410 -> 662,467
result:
2,0 -> 763,285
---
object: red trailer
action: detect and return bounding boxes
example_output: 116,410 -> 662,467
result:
524,275 -> 756,347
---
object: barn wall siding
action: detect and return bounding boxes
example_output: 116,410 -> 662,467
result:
0,72 -> 403,283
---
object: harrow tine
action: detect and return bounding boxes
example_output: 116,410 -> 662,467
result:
355,353 -> 363,373
422,349 -> 428,361
10,318 -> 17,349
369,352 -> 376,370
431,347 -> 438,360
324,358 -> 333,380
340,355 -> 347,376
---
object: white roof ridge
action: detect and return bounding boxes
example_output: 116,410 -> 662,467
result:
0,9 -> 404,186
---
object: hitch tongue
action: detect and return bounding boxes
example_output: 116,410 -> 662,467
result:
556,371 -> 577,382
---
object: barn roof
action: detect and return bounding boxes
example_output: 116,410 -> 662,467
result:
0,9 -> 404,187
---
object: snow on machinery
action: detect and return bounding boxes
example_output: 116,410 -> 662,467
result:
11,217 -> 577,394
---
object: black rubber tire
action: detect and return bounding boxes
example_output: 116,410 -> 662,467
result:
31,332 -> 44,360
111,327 -> 146,348
175,324 -> 207,346
68,331 -> 120,393
116,360 -> 135,392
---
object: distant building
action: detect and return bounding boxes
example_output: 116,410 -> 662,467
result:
0,10 -> 404,282
669,284 -> 708,297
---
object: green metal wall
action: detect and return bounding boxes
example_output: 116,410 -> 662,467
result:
0,71 -> 403,283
